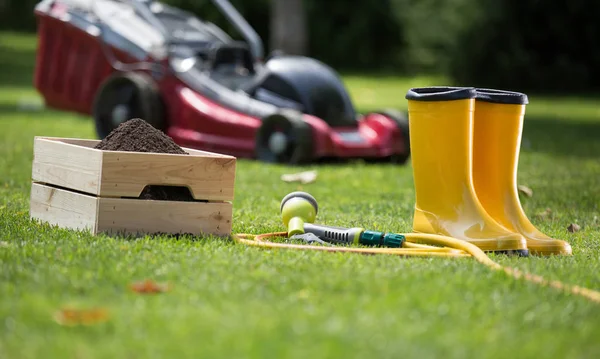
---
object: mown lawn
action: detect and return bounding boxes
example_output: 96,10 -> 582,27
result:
1,32 -> 600,359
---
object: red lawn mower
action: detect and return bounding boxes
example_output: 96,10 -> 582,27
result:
33,0 -> 410,164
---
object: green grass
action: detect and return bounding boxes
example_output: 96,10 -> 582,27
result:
1,31 -> 600,359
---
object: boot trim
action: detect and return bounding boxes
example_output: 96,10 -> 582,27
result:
405,87 -> 476,101
475,88 -> 529,105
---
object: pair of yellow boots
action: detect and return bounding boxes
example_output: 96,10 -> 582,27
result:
405,87 -> 571,256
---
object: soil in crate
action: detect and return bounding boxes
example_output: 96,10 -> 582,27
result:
94,118 -> 195,202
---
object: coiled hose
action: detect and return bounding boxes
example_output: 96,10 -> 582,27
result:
233,231 -> 600,304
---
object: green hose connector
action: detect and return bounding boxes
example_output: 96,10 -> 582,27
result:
359,230 -> 404,248
358,230 -> 384,246
382,233 -> 405,248
302,224 -> 405,248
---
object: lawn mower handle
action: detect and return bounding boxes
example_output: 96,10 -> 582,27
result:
212,0 -> 265,61
116,0 -> 264,61
129,0 -> 171,42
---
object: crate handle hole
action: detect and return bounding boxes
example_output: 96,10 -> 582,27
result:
127,185 -> 206,202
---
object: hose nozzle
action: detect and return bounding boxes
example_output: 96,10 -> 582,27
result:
280,191 -> 318,236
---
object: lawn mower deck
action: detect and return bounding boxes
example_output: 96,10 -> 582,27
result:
33,0 -> 410,164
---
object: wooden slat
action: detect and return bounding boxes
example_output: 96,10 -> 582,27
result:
30,183 -> 233,237
97,198 -> 232,236
100,151 -> 236,201
37,137 -> 234,158
29,183 -> 98,233
183,147 -> 234,158
50,137 -> 101,148
31,137 -> 103,196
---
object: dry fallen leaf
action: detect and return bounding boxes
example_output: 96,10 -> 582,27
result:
54,307 -> 109,326
535,208 -> 553,219
130,279 -> 171,294
281,170 -> 317,184
567,223 -> 581,233
517,185 -> 533,198
295,289 -> 311,300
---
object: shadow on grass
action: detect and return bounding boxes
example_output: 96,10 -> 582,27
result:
109,231 -> 234,245
0,102 -> 94,125
522,116 -> 600,159
0,104 -> 42,114
0,46 -> 36,87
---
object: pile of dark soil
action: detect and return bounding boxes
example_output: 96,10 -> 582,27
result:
94,118 -> 187,154
94,118 -> 195,202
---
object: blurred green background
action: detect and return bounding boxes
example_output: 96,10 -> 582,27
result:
2,0 -> 600,93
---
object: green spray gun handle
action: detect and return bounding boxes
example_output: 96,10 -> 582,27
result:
303,223 -> 405,248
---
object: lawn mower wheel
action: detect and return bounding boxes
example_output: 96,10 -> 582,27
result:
255,110 -> 313,164
92,72 -> 164,139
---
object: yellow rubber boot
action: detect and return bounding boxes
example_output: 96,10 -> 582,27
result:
405,87 -> 528,255
472,89 -> 572,256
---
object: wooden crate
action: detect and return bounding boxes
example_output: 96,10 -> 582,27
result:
29,136 -> 236,237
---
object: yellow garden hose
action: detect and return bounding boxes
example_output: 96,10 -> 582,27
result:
235,232 -> 470,258
232,231 -> 600,304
